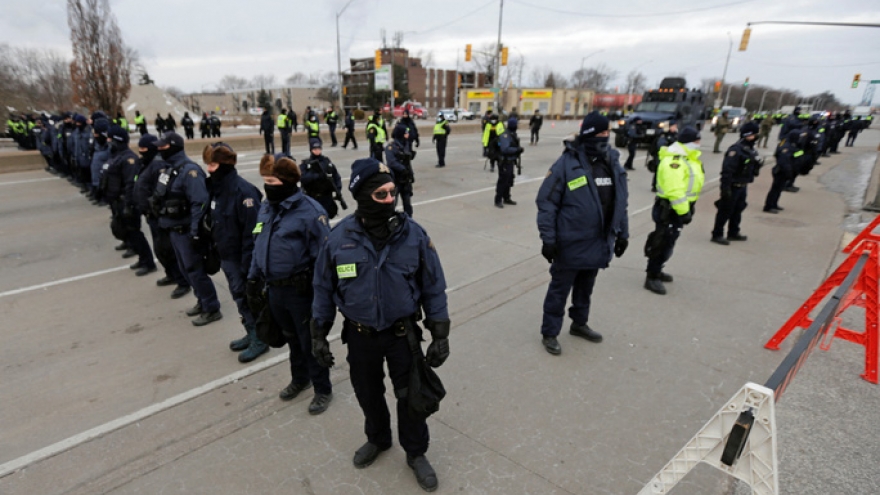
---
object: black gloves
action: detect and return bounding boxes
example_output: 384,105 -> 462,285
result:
424,319 -> 450,368
541,243 -> 557,264
310,319 -> 334,368
614,238 -> 628,258
482,147 -> 488,157
679,210 -> 693,225
414,138 -> 420,148
245,279 -> 266,314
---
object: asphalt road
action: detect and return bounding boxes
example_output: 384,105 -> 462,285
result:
0,124 -> 878,494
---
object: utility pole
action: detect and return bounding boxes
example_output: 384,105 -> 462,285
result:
493,0 -> 504,113
335,0 -> 355,112
717,32 -> 733,109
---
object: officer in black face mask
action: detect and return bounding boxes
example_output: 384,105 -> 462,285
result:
134,134 -> 190,298
155,132 -> 223,326
103,125 -> 158,276
248,153 -> 333,414
311,158 -> 450,492
536,111 -> 630,355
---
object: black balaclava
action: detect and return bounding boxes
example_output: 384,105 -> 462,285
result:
160,144 -> 183,161
577,135 -> 610,159
355,173 -> 398,242
209,163 -> 235,183
141,147 -> 158,166
110,139 -> 128,153
264,180 -> 298,205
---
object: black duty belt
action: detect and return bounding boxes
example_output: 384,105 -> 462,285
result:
170,225 -> 188,233
345,317 -> 409,337
267,277 -> 297,287
732,183 -> 748,188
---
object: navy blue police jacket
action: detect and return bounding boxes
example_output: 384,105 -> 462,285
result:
385,139 -> 412,182
157,150 -> 210,236
91,140 -> 110,176
133,155 -> 164,214
248,190 -> 329,283
536,141 -> 629,270
209,170 -> 262,268
74,126 -> 92,168
720,140 -> 761,186
312,214 -> 448,330
104,147 -> 141,207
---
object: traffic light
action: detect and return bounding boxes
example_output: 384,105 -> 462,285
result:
738,27 -> 751,51
500,47 -> 509,66
713,80 -> 722,93
743,77 -> 749,87
374,50 -> 382,67
853,73 -> 861,88
342,86 -> 347,95
394,90 -> 399,98
465,44 -> 472,62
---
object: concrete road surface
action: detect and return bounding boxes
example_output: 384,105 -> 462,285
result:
0,123 -> 878,495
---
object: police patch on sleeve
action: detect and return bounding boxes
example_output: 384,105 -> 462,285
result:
379,163 -> 390,174
317,215 -> 328,226
243,198 -> 254,208
387,145 -> 393,151
128,158 -> 135,164
728,150 -> 737,157
189,170 -> 198,178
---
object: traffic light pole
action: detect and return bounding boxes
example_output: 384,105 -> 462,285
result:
716,32 -> 733,109
493,0 -> 504,113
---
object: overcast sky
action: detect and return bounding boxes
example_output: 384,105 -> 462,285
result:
3,0 -> 879,105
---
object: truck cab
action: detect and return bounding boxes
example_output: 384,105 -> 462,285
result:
613,78 -> 706,148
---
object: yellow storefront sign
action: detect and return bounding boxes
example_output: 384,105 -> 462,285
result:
467,91 -> 494,99
522,90 -> 553,99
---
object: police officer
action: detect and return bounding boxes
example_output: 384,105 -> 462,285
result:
763,129 -> 802,214
260,109 -> 275,154
342,109 -> 358,150
649,121 -> 677,192
249,153 -> 333,413
155,132 -> 223,326
482,114 -> 505,172
829,112 -> 845,154
536,112 -> 628,355
644,126 -> 704,295
301,139 -> 345,219
432,113 -> 451,168
399,110 -> 420,151
73,114 -> 93,194
199,113 -> 210,138
623,117 -> 642,170
711,122 -> 762,245
306,112 -> 320,144
783,128 -> 808,193
386,123 -> 415,217
134,110 -> 148,135
165,113 -> 177,134
103,125 -> 157,276
492,118 -> 523,208
713,111 -> 730,153
276,108 -> 290,154
133,134 -> 191,299
288,108 -> 298,133
845,115 -> 860,147
181,112 -> 195,140
311,158 -> 449,491
155,114 -> 166,135
204,143 -> 269,363
210,112 -> 222,138
325,107 -> 339,147
529,109 -> 543,145
777,108 -> 802,141
89,116 -> 111,205
366,110 -> 387,162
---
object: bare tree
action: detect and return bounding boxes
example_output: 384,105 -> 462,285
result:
285,72 -> 307,85
572,63 -> 618,92
0,43 -> 74,113
218,74 -> 248,92
469,43 -> 500,86
251,74 -> 277,89
624,70 -> 648,96
67,0 -> 136,114
414,49 -> 435,68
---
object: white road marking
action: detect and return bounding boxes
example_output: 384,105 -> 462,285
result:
0,177 -> 58,186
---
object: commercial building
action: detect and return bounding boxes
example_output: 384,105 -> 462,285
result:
458,88 -> 596,118
182,85 -> 330,116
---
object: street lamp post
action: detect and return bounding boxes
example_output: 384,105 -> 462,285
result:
575,49 -> 604,115
492,0 -> 504,113
758,89 -> 776,113
740,84 -> 751,108
717,32 -> 733,109
335,0 -> 355,112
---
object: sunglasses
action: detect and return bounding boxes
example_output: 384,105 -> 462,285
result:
372,187 -> 398,200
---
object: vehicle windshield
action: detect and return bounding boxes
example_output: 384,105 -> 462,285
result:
725,108 -> 745,117
635,102 -> 679,113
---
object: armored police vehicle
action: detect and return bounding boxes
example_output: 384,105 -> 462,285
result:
613,78 -> 706,148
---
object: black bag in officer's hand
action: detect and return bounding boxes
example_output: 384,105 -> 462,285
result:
254,306 -> 286,348
404,322 -> 446,421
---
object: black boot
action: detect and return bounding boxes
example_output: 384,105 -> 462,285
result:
229,322 -> 251,352
407,454 -> 439,492
569,323 -> 603,343
644,274 -> 667,295
238,332 -> 269,363
353,441 -> 391,468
